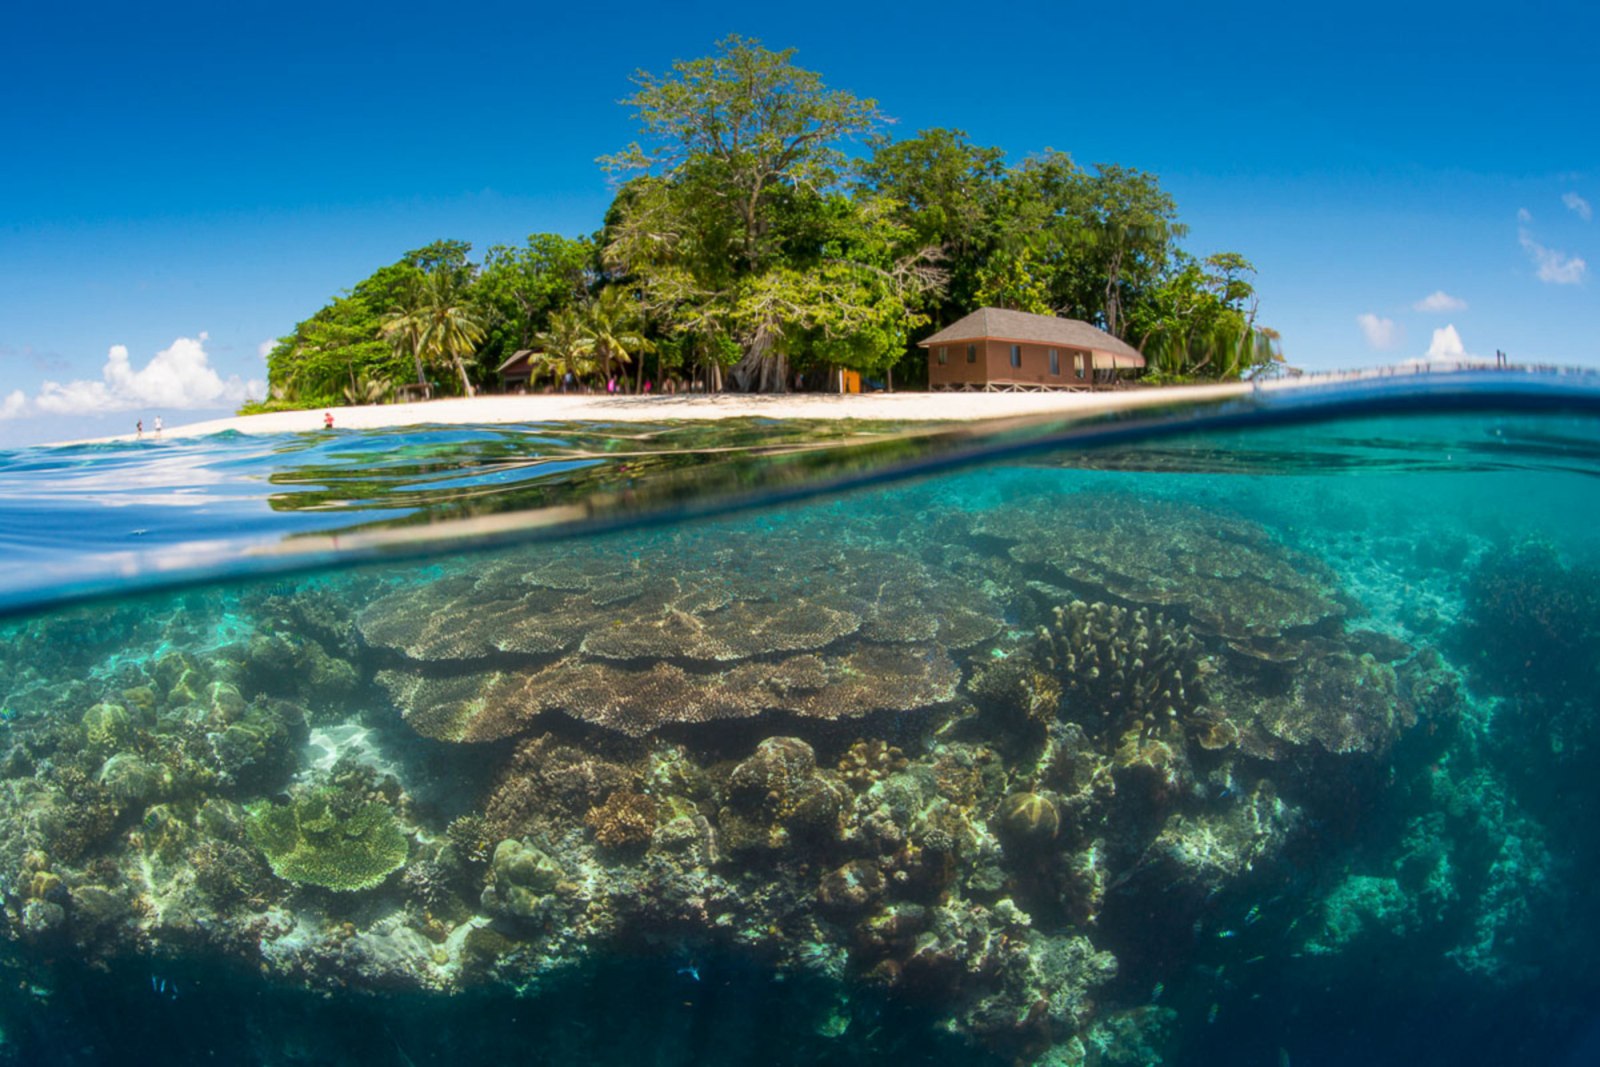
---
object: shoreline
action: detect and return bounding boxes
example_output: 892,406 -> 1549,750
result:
70,384 -> 1257,444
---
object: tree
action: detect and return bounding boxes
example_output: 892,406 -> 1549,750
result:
603,34 -> 884,273
415,271 -> 488,397
602,36 -> 887,389
378,290 -> 430,389
381,271 -> 487,397
474,234 -> 596,373
856,128 -> 1005,327
528,308 -> 597,386
585,286 -> 655,390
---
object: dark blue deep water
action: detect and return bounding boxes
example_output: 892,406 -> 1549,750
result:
1,372 -> 1599,1066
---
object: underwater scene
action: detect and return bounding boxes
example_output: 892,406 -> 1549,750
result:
2,378 -> 1600,1065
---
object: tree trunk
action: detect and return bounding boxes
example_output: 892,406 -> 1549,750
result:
728,326 -> 788,392
453,355 -> 475,398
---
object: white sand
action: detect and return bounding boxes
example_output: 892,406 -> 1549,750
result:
83,384 -> 1257,443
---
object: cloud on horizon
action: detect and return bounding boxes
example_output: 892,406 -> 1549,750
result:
1425,324 -> 1468,361
0,390 -> 25,420
1413,290 -> 1467,313
31,334 -> 263,417
1564,192 -> 1593,222
1357,312 -> 1400,350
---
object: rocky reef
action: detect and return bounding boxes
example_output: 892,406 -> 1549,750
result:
0,486 -> 1585,1064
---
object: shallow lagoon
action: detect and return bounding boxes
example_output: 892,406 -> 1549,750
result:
2,375 -> 1598,1065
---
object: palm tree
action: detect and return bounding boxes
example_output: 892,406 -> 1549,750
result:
413,271 -> 486,397
378,298 -> 429,389
585,287 -> 655,390
530,308 -> 597,387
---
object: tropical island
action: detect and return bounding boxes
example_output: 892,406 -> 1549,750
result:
250,36 -> 1280,416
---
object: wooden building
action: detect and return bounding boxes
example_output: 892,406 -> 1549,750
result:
919,308 -> 1145,391
496,350 -> 538,392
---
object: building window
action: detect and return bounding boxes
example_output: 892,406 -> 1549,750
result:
967,344 -> 977,363
1074,353 -> 1086,379
1049,349 -> 1060,375
1010,344 -> 1022,368
937,346 -> 948,365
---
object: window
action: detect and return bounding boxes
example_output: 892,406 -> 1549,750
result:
1049,349 -> 1060,376
1074,353 -> 1086,379
1010,344 -> 1022,368
966,344 -> 977,363
937,346 -> 948,365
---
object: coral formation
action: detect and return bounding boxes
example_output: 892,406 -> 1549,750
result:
0,467 -> 1581,1065
972,491 -> 1344,659
585,791 -> 657,849
245,788 -> 409,892
361,520 -> 994,740
1038,599 -> 1208,739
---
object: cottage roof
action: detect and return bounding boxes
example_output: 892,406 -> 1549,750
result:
919,308 -> 1145,367
497,349 -> 536,374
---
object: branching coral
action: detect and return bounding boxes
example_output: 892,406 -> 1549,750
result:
1038,600 -> 1207,740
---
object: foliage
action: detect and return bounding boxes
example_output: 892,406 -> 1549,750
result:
475,234 -> 597,371
256,37 -> 1284,405
245,788 -> 408,892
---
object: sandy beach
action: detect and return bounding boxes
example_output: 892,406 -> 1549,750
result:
88,383 -> 1258,443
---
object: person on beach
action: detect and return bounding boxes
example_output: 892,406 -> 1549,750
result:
136,420 -> 143,439
154,416 -> 162,438
324,412 -> 334,430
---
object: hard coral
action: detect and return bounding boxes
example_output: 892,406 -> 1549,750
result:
836,739 -> 909,790
1039,600 -> 1207,741
720,737 -> 848,853
585,791 -> 658,849
244,788 -> 408,892
975,492 -> 1343,658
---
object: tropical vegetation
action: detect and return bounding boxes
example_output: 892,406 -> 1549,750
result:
250,36 -> 1280,412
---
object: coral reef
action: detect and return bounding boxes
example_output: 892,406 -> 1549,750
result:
0,471 -> 1581,1065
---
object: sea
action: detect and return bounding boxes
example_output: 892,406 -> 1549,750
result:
0,370 -> 1597,1066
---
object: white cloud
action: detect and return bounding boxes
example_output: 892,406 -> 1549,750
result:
1425,324 -> 1468,360
1563,192 -> 1593,222
1519,226 -> 1587,284
1413,290 -> 1467,313
0,390 -> 26,420
33,333 -> 263,416
1357,312 -> 1400,350
257,339 -> 276,360
1518,207 -> 1533,224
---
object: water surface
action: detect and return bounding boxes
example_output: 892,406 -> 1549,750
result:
1,373 -> 1598,1066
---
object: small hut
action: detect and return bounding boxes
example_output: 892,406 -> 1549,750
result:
919,308 -> 1144,391
497,350 -> 539,393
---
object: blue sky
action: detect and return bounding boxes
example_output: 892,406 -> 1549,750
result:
2,0 -> 1595,446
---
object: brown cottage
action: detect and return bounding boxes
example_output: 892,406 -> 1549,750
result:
497,350 -> 538,392
919,307 -> 1145,391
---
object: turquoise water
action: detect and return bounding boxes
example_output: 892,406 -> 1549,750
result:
1,373 -> 1599,1065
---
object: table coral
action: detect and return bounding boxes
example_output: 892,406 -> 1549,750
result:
245,788 -> 409,892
